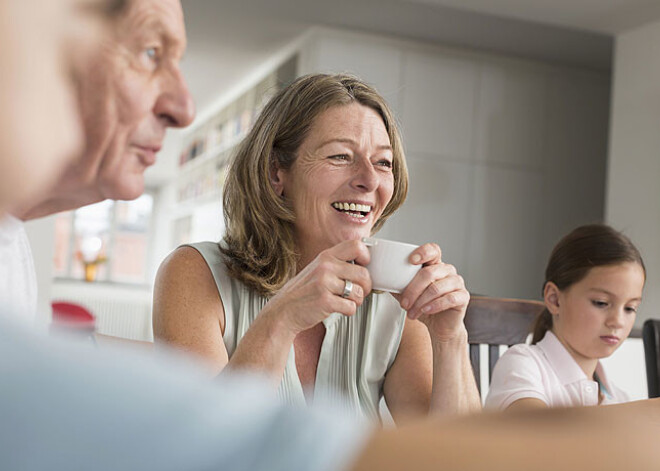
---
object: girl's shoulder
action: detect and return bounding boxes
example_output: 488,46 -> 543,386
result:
489,342 -> 553,386
485,343 -> 550,410
498,342 -> 545,365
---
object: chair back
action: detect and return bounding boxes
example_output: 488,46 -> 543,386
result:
464,295 -> 545,395
642,319 -> 660,398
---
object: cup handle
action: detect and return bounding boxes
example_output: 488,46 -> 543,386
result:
361,237 -> 377,247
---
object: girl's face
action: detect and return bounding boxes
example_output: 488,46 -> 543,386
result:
546,262 -> 645,373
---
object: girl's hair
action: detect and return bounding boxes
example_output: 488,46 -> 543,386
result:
531,224 -> 645,344
220,73 -> 409,297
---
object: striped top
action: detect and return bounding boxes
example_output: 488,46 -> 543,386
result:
187,241 -> 407,420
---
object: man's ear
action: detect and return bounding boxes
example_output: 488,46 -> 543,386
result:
543,281 -> 561,316
269,160 -> 285,197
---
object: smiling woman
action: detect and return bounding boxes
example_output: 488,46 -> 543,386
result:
267,102 -> 397,272
153,73 -> 482,421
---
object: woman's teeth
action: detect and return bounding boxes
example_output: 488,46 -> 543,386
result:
332,202 -> 371,219
332,202 -> 372,213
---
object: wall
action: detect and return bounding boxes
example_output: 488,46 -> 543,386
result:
606,19 -> 660,326
148,130 -> 184,284
300,27 -> 611,301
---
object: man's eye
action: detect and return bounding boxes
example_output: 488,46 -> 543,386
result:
329,154 -> 349,161
144,47 -> 159,62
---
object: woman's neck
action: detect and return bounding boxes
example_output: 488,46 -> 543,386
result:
296,252 -> 315,272
295,239 -> 328,273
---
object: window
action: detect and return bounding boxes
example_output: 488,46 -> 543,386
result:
53,194 -> 154,284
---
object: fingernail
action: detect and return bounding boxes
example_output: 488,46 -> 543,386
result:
411,254 -> 421,264
401,298 -> 410,310
422,305 -> 431,313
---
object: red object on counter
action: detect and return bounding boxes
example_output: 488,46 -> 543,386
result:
51,301 -> 96,333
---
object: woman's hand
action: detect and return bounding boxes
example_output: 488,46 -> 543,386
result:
395,243 -> 469,342
261,239 -> 372,336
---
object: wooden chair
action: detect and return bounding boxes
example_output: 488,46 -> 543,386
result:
464,295 -> 545,395
642,319 -> 660,399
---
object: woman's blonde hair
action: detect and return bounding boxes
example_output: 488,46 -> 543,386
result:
221,73 -> 409,296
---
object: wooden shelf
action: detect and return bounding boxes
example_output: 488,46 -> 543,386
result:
169,54 -> 299,247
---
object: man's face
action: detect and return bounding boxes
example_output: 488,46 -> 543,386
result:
78,0 -> 195,200
0,0 -> 119,211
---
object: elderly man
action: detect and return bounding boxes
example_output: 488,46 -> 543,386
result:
25,0 -> 195,214
0,0 -> 195,323
0,0 -> 129,320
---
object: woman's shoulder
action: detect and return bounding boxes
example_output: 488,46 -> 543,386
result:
156,244 -> 219,287
156,243 -> 230,293
177,241 -> 230,271
161,244 -> 215,271
180,241 -> 224,262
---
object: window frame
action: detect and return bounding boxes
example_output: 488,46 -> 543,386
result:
53,190 -> 156,286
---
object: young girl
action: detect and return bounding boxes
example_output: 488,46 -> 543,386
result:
486,224 -> 645,411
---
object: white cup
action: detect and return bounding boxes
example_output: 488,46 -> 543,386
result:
362,237 -> 421,294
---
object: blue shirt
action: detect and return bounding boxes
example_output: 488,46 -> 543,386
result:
0,315 -> 370,471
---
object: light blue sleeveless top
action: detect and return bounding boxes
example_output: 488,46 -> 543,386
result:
186,241 -> 407,420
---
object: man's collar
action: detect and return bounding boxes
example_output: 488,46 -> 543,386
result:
0,214 -> 24,244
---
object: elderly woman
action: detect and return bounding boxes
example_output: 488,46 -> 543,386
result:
153,74 -> 480,420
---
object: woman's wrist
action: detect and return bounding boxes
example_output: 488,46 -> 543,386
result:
430,326 -> 468,350
259,301 -> 299,344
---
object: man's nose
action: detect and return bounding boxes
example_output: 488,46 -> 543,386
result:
155,67 -> 195,128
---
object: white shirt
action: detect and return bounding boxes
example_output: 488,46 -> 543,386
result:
485,331 -> 630,410
0,315 -> 370,471
0,215 -> 37,323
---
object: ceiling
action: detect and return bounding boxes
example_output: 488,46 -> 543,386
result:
180,0 -> 660,119
404,0 -> 660,34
